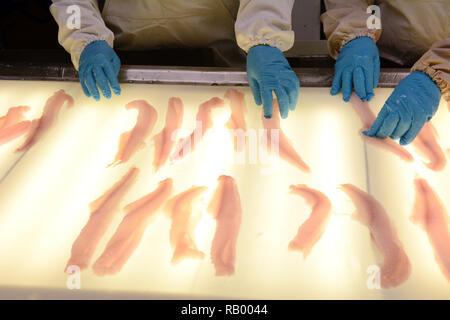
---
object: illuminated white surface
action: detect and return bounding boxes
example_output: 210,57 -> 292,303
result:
0,80 -> 448,299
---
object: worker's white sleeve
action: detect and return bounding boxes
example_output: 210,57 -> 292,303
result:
412,37 -> 450,102
50,0 -> 114,70
321,0 -> 381,59
235,0 -> 295,53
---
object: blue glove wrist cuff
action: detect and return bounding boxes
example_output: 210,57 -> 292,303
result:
410,71 -> 441,116
80,40 -> 110,60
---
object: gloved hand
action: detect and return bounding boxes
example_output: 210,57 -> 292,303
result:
78,40 -> 121,101
363,71 -> 441,145
331,37 -> 380,102
247,44 -> 300,119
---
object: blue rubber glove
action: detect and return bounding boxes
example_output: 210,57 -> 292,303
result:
363,71 -> 441,145
247,44 -> 300,119
331,37 -> 380,102
78,40 -> 121,101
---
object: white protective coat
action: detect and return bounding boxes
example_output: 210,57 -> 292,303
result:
50,0 -> 295,70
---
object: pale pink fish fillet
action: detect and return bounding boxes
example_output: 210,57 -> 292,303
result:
340,184 -> 411,288
411,178 -> 450,281
171,97 -> 224,160
224,88 -> 247,152
65,167 -> 139,272
349,94 -> 414,162
108,100 -> 157,167
411,122 -> 446,171
164,185 -> 208,264
0,106 -> 32,145
288,185 -> 332,258
207,175 -> 242,276
0,106 -> 30,130
16,90 -> 74,152
262,99 -> 311,173
0,121 -> 32,145
92,178 -> 173,276
152,97 -> 184,171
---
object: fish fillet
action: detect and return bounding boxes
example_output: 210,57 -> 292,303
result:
0,106 -> 29,129
288,185 -> 332,258
411,178 -> 450,281
65,167 -> 139,272
164,185 -> 208,264
152,97 -> 184,171
92,178 -> 173,276
0,122 -> 32,146
262,99 -> 311,173
224,88 -> 247,152
0,106 -> 31,145
349,94 -> 414,162
16,90 -> 74,152
340,184 -> 411,288
412,122 -> 446,171
108,100 -> 157,167
207,175 -> 242,276
171,97 -> 224,160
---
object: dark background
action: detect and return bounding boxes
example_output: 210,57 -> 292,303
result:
0,1 -> 400,68
0,0 -> 328,50
0,0 -> 57,50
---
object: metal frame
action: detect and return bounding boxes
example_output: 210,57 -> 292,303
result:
0,63 -> 409,88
